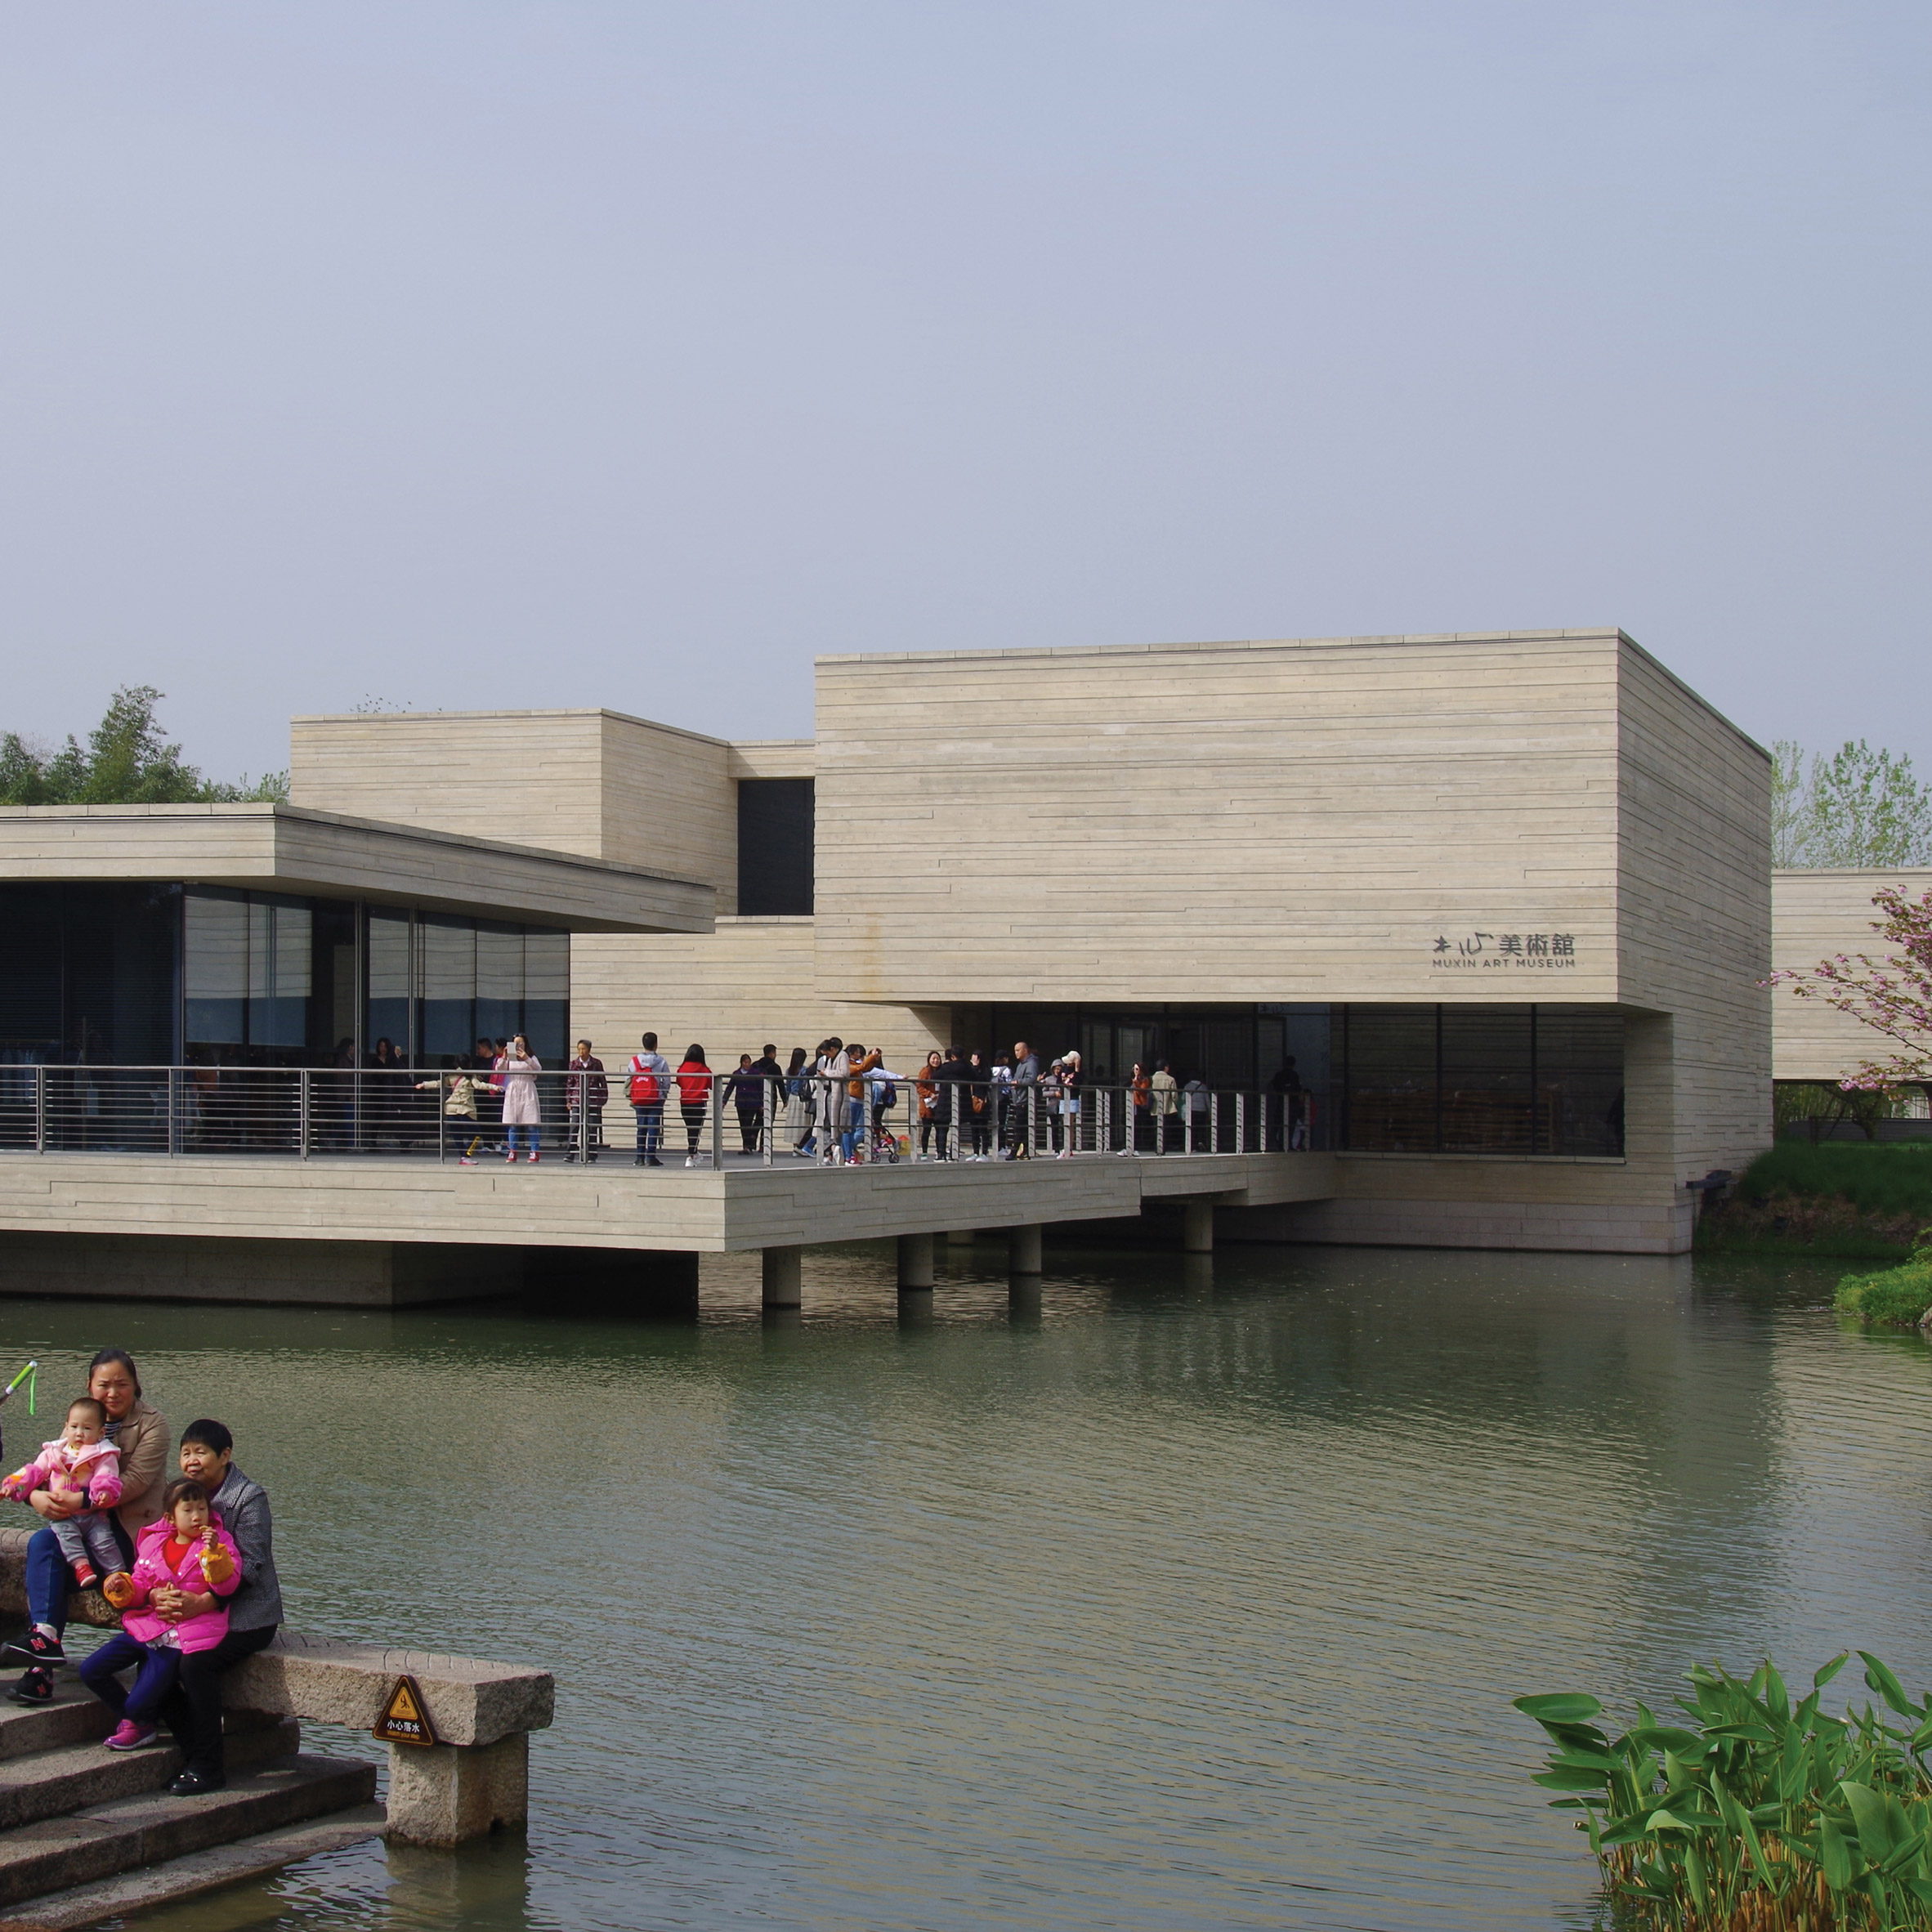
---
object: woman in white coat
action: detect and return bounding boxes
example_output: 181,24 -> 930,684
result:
498,1034 -> 543,1164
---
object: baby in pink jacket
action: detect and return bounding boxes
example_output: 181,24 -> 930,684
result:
78,1478 -> 242,1753
2,1397 -> 126,1589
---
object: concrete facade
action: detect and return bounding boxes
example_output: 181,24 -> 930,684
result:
521,629 -> 1769,1254
0,802 -> 713,933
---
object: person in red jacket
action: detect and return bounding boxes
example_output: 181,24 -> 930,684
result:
676,1047 -> 713,1168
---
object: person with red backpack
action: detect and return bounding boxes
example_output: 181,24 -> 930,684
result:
675,1046 -> 713,1168
626,1033 -> 671,1168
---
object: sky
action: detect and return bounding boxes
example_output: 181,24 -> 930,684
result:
1,2 -> 1927,783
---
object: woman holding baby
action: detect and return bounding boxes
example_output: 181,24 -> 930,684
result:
6,1348 -> 168,1701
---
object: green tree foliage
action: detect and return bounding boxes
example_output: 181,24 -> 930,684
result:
1773,740 -> 1932,868
0,688 -> 288,807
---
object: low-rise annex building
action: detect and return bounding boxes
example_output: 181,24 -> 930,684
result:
1769,867 -> 1932,1087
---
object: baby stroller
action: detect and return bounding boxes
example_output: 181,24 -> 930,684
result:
855,1117 -> 901,1165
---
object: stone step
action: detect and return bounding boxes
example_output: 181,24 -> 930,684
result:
0,1754 -> 377,1911
0,1692 -> 112,1765
0,1715 -> 299,1833
0,1802 -> 385,1932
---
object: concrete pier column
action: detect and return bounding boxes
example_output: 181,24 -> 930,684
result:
762,1246 -> 803,1308
1008,1224 -> 1043,1275
897,1232 -> 935,1290
1183,1202 -> 1215,1254
387,1733 -> 529,1846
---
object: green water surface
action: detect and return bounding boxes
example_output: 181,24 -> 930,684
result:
3,1240 -> 1922,1931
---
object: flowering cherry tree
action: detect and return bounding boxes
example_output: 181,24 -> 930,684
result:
1767,886 -> 1932,1092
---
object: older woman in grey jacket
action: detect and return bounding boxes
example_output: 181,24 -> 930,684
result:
154,1419 -> 283,1796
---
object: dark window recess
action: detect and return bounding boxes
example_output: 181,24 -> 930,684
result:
1339,1004 -> 1624,1157
737,779 -> 814,916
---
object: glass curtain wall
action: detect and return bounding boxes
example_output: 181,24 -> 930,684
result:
184,891 -> 356,1067
0,884 -> 180,1066
1338,1005 -> 1624,1157
366,914 -> 570,1069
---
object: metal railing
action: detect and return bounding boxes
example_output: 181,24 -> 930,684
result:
0,1067 -> 1320,1169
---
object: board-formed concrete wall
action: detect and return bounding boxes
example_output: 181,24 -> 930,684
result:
1770,869 -> 1932,1082
289,709 -> 740,907
812,630 -> 1630,1006
0,802 -> 714,933
1614,642 -> 1773,1188
571,917 -> 947,1081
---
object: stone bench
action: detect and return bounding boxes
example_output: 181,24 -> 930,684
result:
0,1528 -> 552,1845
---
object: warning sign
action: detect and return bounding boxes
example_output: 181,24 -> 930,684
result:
373,1675 -> 439,1747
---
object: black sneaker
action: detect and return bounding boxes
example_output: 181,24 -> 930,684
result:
3,1630 -> 64,1666
8,1668 -> 52,1705
168,1767 -> 226,1796
647,1156 -> 663,1167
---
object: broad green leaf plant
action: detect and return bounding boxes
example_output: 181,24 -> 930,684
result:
1518,1654 -> 1932,1930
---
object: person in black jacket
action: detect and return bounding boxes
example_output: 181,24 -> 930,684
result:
154,1420 -> 282,1796
932,1048 -> 973,1161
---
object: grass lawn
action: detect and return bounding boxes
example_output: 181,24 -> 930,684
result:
1697,1141 -> 1932,1259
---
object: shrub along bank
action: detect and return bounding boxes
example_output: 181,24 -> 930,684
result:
1698,1144 -> 1932,1260
1836,1257 -> 1932,1327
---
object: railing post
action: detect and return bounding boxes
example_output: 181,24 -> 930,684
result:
301,1069 -> 311,1161
167,1067 -> 178,1157
34,1065 -> 45,1156
1210,1089 -> 1219,1155
764,1079 -> 776,1166
710,1068 -> 723,1169
1236,1090 -> 1246,1154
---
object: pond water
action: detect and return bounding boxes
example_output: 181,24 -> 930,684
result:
6,1238 -> 1927,1932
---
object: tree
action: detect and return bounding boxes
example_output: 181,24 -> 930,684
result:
1768,884 -> 1932,1094
1771,738 -> 1932,867
0,687 -> 288,806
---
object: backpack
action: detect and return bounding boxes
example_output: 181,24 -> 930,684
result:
628,1055 -> 661,1107
878,1080 -> 897,1111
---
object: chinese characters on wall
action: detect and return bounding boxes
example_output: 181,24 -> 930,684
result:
1430,930 -> 1578,970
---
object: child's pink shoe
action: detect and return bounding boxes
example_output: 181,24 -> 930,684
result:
105,1720 -> 155,1751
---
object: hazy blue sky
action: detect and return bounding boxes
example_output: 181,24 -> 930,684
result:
2,3 -> 1926,780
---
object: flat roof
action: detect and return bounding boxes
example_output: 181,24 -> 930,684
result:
0,803 -> 713,934
816,627 -> 1770,763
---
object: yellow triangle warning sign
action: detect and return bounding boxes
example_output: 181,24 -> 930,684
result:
374,1674 -> 439,1747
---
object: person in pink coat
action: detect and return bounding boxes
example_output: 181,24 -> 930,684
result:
496,1033 -> 543,1164
2,1396 -> 126,1590
77,1478 -> 242,1752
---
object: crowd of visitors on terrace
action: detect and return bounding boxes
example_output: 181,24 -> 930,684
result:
426,1034 -> 1313,1168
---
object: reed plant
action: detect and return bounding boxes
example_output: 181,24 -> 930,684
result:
1518,1653 -> 1932,1929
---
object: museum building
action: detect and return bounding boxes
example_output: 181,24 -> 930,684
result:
0,625 -> 1849,1261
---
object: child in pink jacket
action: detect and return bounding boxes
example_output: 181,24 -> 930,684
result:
2,1396 -> 126,1589
76,1478 -> 242,1753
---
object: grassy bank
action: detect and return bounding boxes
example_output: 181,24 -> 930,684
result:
1697,1142 -> 1932,1259
1836,1254 -> 1932,1325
